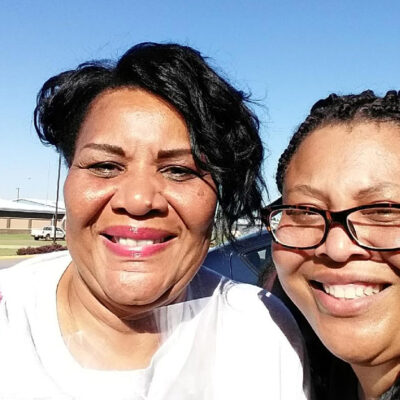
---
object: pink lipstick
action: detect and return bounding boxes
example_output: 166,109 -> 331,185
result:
101,226 -> 175,258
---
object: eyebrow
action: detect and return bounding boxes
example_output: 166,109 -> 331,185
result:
82,143 -> 126,156
285,185 -> 326,199
157,148 -> 193,159
286,183 -> 400,201
81,144 -> 194,160
353,182 -> 400,200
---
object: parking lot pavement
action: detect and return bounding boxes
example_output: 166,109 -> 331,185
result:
0,257 -> 30,270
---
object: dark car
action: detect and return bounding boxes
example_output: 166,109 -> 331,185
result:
203,230 -> 273,286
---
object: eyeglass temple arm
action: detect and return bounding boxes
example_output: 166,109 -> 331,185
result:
262,197 -> 282,225
267,196 -> 282,208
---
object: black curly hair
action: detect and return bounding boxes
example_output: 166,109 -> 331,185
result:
34,42 -> 266,242
276,90 -> 400,193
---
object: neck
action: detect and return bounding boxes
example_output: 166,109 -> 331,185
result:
57,264 -> 162,369
352,360 -> 400,399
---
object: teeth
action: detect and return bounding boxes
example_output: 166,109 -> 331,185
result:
364,286 -> 373,296
322,283 -> 383,300
356,286 -> 364,297
344,286 -> 355,299
335,286 -> 345,299
115,237 -> 162,247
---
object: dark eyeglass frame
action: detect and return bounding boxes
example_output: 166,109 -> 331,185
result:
261,201 -> 400,251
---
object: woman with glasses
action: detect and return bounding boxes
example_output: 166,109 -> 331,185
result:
263,90 -> 400,399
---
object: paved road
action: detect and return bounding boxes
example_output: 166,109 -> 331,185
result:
0,258 -> 22,270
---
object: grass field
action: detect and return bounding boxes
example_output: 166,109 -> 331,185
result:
0,248 -> 19,257
0,233 -> 67,257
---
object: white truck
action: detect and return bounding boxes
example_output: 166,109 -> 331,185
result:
30,226 -> 66,241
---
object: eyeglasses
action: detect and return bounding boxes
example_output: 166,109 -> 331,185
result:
261,202 -> 400,251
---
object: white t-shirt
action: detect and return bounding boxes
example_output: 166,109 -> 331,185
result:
0,251 -> 309,399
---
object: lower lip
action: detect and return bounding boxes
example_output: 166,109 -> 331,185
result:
312,285 -> 388,317
102,236 -> 172,258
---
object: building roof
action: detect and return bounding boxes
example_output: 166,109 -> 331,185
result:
0,198 -> 65,214
13,198 -> 65,211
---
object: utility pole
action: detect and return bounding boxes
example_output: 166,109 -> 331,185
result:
52,153 -> 62,244
16,187 -> 20,200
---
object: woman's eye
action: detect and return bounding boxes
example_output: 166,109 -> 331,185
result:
87,162 -> 123,178
284,209 -> 322,225
161,166 -> 200,181
360,208 -> 400,223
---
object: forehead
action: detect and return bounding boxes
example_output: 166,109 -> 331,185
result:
76,88 -> 189,149
283,122 -> 400,202
86,87 -> 178,114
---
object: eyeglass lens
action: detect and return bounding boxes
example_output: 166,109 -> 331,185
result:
270,209 -> 325,248
269,207 -> 400,250
349,207 -> 400,249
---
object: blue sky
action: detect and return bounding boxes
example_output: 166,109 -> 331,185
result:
1,0 -> 399,201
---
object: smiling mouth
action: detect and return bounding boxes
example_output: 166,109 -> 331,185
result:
311,281 -> 390,300
102,235 -> 174,247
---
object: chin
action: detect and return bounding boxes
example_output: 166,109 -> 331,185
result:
322,339 -> 371,364
105,270 -> 186,309
313,320 -> 389,366
103,275 -> 157,303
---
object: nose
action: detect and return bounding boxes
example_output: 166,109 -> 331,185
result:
314,224 -> 370,263
110,171 -> 168,216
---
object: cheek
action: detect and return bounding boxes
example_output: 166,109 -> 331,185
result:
272,243 -> 313,301
272,243 -> 308,276
64,172 -> 115,229
169,185 -> 217,234
381,252 -> 400,274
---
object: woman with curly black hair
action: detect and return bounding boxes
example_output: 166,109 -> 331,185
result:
0,42 -> 308,399
263,90 -> 400,399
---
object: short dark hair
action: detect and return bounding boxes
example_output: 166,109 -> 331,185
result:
34,42 -> 266,241
276,90 -> 400,193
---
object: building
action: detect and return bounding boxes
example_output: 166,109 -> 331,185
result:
0,198 -> 65,233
